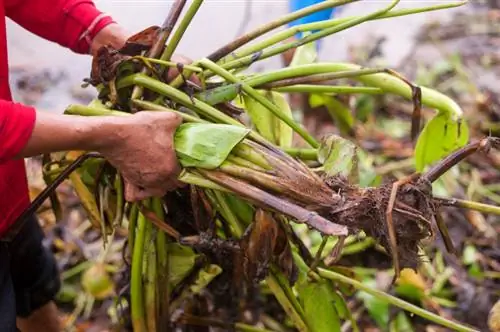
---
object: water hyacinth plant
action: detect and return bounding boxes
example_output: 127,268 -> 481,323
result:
22,0 -> 500,331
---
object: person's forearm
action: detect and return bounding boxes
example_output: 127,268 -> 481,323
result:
16,111 -> 122,158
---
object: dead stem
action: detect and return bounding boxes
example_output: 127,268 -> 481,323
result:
197,169 -> 348,236
422,137 -> 500,183
7,152 -> 103,241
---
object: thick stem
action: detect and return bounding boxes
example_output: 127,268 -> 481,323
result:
218,0 -> 400,72
131,211 -> 148,332
131,99 -> 206,123
207,0 -> 357,62
257,68 -> 389,89
422,137 -> 499,183
273,85 -> 383,95
130,0 -> 187,102
198,169 -> 347,236
317,268 -> 479,332
160,0 -> 204,62
145,225 -> 157,332
220,1 -> 466,65
282,148 -> 318,161
199,58 -> 319,148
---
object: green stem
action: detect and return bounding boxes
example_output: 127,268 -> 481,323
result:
282,148 -> 318,160
118,73 -> 243,126
160,0 -> 204,62
212,190 -> 244,237
208,0 -> 356,62
221,1 -> 466,64
317,268 -> 479,332
131,211 -> 148,332
273,85 -> 383,95
145,226 -> 157,332
178,170 -> 231,192
65,104 -> 129,117
218,0 -> 400,72
434,196 -> 500,216
128,203 -> 139,252
152,198 -> 168,326
266,271 -> 309,332
246,63 -> 462,119
134,56 -> 202,72
131,99 -> 206,123
199,58 -> 319,148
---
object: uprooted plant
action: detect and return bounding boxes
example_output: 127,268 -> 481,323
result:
21,0 -> 499,331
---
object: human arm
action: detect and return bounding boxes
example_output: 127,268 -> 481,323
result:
4,0 -> 123,54
0,102 -> 183,202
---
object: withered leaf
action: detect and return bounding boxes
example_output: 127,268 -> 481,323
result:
119,25 -> 160,56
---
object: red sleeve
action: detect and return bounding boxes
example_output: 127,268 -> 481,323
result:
4,0 -> 115,54
0,101 -> 36,164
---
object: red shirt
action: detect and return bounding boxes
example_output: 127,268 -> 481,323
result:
0,0 -> 114,236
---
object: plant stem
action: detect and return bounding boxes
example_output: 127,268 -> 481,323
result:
119,73 -> 243,126
282,148 -> 318,160
134,56 -> 202,72
273,85 -> 383,95
131,99 -> 206,123
131,211 -> 148,332
128,203 -> 139,256
178,170 -> 231,192
218,0 -> 400,72
145,226 -> 157,332
160,0 -> 204,62
198,169 -> 347,236
199,58 -> 319,148
65,104 -> 129,117
152,198 -> 169,327
246,63 -> 462,120
212,190 -> 244,237
266,271 -> 309,332
207,0 -> 357,62
317,268 -> 479,332
257,68 -> 389,89
221,1 -> 466,64
434,196 -> 500,216
130,0 -> 187,102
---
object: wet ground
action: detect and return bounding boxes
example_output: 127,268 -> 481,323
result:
5,0 -> 469,112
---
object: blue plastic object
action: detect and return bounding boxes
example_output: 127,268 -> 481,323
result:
288,0 -> 340,49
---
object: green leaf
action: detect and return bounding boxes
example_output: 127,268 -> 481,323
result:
298,279 -> 341,332
224,193 -> 255,226
318,134 -> 359,182
462,244 -> 477,265
174,123 -> 250,169
289,32 -> 317,67
242,91 -> 278,143
167,243 -> 199,288
414,113 -> 469,172
269,91 -> 294,148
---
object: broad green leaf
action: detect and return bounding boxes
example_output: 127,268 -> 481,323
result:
318,135 -> 359,182
269,92 -> 294,148
167,243 -> 199,288
298,280 -> 341,332
414,113 -> 469,172
174,123 -> 250,169
242,91 -> 277,143
289,32 -> 317,67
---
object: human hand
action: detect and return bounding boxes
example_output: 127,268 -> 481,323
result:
98,111 -> 183,202
91,23 -> 130,56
